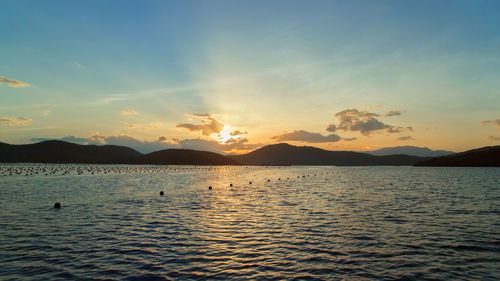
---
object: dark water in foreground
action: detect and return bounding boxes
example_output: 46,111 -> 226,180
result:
1,165 -> 499,280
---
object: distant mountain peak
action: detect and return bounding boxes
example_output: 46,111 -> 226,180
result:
366,146 -> 454,157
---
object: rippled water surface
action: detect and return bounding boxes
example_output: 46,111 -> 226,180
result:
1,165 -> 499,280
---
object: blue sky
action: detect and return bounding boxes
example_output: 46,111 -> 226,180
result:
1,0 -> 500,153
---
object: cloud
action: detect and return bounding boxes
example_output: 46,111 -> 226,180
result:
74,62 -> 87,69
342,137 -> 357,141
177,139 -> 223,153
121,109 -> 138,116
0,76 -> 30,88
230,130 -> 247,136
330,108 -> 410,136
105,135 -> 176,152
179,138 -> 262,154
486,136 -> 500,142
326,124 -> 336,133
271,130 -> 341,143
42,110 -> 51,116
397,136 -> 415,141
144,122 -> 161,130
385,110 -> 401,117
387,126 -> 413,134
0,116 -> 32,127
481,119 -> 500,129
368,104 -> 383,110
125,122 -> 161,131
191,113 -> 211,117
176,114 -> 224,136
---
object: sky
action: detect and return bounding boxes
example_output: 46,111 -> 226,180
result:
1,0 -> 500,154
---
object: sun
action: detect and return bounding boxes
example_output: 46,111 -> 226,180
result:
213,125 -> 234,144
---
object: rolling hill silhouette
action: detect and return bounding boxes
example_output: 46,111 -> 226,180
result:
0,140 -> 237,165
416,146 -> 500,167
3,140 -> 496,166
0,140 -> 142,164
230,143 -> 425,166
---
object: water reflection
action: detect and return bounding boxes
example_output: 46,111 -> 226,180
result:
0,165 -> 499,279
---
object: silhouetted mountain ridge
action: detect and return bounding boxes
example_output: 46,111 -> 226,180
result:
141,149 -> 239,165
230,143 -> 425,166
0,140 -> 237,165
416,146 -> 500,167
3,141 -> 497,167
0,140 -> 142,164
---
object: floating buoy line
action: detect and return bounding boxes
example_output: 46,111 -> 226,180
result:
0,164 -> 334,208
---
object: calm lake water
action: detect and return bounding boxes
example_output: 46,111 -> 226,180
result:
1,165 -> 499,280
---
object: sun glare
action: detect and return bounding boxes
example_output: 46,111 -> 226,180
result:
214,125 -> 234,143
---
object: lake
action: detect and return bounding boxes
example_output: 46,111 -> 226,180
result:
1,165 -> 499,280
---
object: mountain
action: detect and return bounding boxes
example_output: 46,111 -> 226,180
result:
0,140 -> 239,165
415,146 -> 500,167
141,149 -> 239,165
0,140 -> 142,164
366,146 -> 454,157
7,140 -> 495,167
230,143 -> 425,166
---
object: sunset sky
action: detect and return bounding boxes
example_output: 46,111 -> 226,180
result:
1,0 -> 500,154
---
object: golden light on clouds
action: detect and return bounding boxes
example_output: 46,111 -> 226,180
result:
0,117 -> 32,127
0,76 -> 30,88
121,109 -> 138,116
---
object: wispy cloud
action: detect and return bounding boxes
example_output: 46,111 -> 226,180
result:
121,109 -> 138,116
179,138 -> 262,154
486,136 -> 500,142
73,62 -> 87,70
0,76 -> 30,88
271,130 -> 341,143
125,121 -> 161,131
176,114 -> 224,136
481,119 -> 500,129
397,136 -> 415,141
0,116 -> 32,127
230,130 -> 247,136
385,110 -> 401,117
98,94 -> 133,104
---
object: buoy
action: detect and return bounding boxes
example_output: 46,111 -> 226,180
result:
54,202 -> 61,209
160,191 -> 164,196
